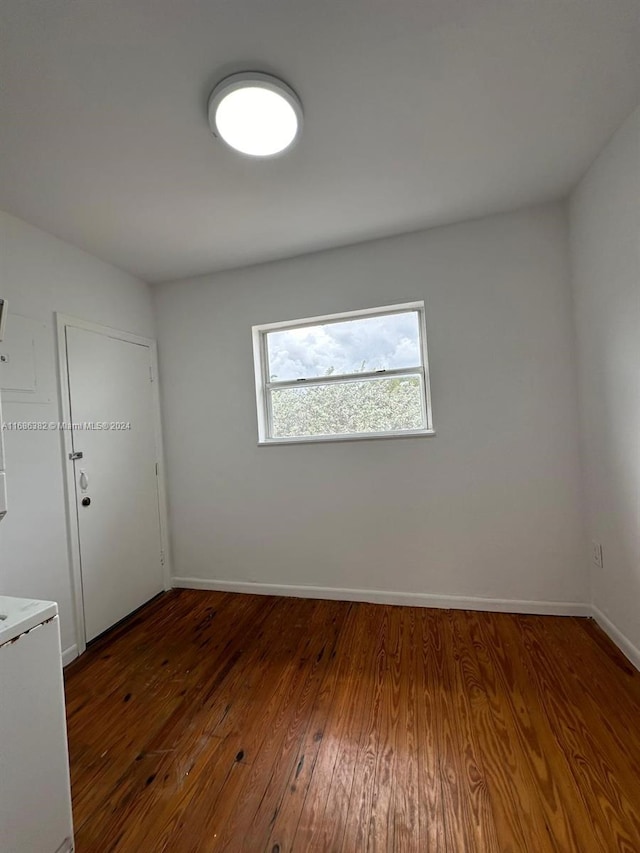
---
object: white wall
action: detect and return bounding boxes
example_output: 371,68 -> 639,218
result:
155,203 -> 587,610
569,106 -> 640,661
0,210 -> 156,656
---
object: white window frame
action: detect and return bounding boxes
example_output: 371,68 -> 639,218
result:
252,301 -> 435,445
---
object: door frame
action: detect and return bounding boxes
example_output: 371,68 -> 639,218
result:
56,314 -> 172,656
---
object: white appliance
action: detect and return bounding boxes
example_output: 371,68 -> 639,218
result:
0,597 -> 75,853
0,306 -> 74,851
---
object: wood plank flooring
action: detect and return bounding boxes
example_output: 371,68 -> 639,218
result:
64,590 -> 640,852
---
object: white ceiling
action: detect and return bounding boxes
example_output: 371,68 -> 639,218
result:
1,0 -> 639,283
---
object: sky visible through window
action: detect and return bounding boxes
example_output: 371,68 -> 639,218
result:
266,310 -> 421,382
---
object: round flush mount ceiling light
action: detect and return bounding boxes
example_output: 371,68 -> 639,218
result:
208,72 -> 303,157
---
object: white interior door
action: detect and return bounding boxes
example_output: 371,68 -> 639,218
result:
65,326 -> 164,642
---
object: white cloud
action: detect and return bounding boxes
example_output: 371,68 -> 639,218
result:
267,311 -> 420,380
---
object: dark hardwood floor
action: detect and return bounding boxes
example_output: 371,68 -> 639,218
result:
64,589 -> 640,852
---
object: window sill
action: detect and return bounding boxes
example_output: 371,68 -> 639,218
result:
258,429 -> 436,447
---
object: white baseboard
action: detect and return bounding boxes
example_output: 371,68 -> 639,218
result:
592,606 -> 640,672
62,644 -> 79,667
61,579 -> 637,674
171,577 -> 591,617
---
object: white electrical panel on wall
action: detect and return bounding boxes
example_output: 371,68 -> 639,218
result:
0,313 -> 51,403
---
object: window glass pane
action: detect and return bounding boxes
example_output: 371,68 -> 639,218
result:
270,375 -> 425,438
266,311 -> 421,382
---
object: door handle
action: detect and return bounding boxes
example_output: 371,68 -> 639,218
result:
79,470 -> 89,491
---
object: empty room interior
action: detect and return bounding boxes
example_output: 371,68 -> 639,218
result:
1,1 -> 640,851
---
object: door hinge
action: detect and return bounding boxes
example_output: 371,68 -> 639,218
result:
149,364 -> 154,382
160,550 -> 165,566
155,462 -> 159,476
